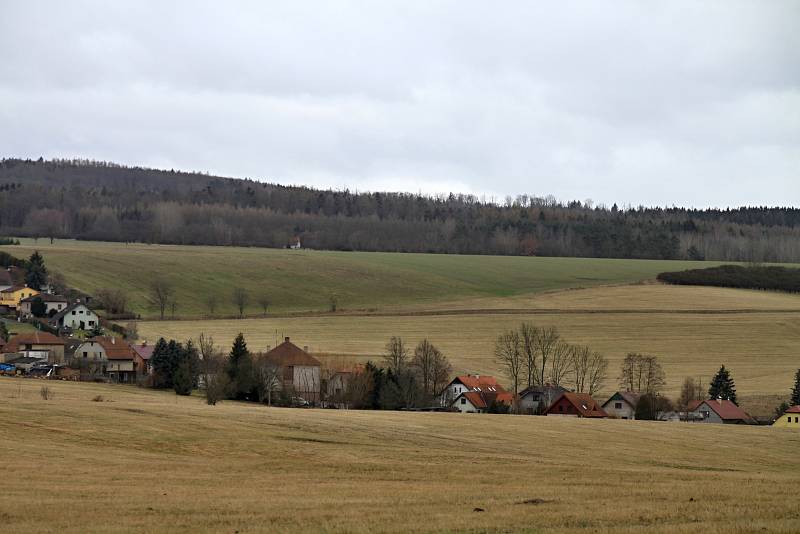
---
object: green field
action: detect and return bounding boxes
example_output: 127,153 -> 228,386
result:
2,378 -> 799,533
9,239 -> 721,318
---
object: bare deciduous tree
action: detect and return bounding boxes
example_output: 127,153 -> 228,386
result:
676,376 -> 704,418
548,341 -> 574,387
571,344 -> 608,396
257,294 -> 270,316
383,336 -> 408,375
96,288 -> 129,315
519,322 -> 538,389
255,354 -> 282,406
619,353 -> 666,395
149,277 -> 174,320
198,333 -> 227,405
232,287 -> 248,318
495,330 -> 523,413
533,326 -> 560,387
205,293 -> 218,316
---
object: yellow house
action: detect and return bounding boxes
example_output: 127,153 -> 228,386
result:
0,285 -> 40,309
773,406 -> 800,428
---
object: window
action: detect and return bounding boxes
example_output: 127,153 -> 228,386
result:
83,352 -> 87,358
795,417 -> 799,424
615,402 -> 623,409
789,417 -> 792,423
460,397 -> 466,405
72,311 -> 76,315
89,321 -> 95,326
559,405 -> 564,412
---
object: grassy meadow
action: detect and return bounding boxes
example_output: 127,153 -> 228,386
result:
9,238 -> 721,318
1,378 -> 799,534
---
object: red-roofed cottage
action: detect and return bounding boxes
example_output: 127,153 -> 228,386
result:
545,392 -> 608,418
688,399 -> 755,425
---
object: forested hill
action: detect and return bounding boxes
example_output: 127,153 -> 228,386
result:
1,158 -> 799,262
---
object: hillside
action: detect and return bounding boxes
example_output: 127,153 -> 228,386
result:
3,158 -> 800,261
1,378 -> 798,533
8,239 -> 722,318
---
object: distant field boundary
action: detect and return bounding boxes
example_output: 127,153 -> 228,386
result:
133,306 -> 800,323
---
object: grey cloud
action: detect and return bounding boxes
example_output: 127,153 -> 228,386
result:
0,1 -> 798,207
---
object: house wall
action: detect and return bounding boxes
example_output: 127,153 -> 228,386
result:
19,300 -> 66,317
74,342 -> 107,361
443,382 -> 471,405
60,305 -> 99,330
292,365 -> 320,402
0,288 -> 39,309
604,400 -> 636,419
773,413 -> 800,428
690,402 -> 724,424
452,395 -> 481,413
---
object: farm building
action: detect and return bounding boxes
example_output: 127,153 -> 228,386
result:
687,399 -> 755,425
602,391 -> 640,419
545,392 -> 608,418
132,342 -> 155,376
519,384 -> 567,414
73,336 -> 138,383
1,332 -> 66,363
772,406 -> 800,428
263,337 -> 321,403
451,390 -> 514,413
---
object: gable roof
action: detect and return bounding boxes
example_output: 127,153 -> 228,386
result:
0,270 -> 13,287
2,331 -> 65,353
546,392 -> 608,418
132,343 -> 155,360
786,405 -> 800,414
50,302 -> 95,323
602,391 -> 640,409
457,390 -> 514,410
84,336 -> 135,360
264,338 -> 321,367
451,374 -> 507,393
689,399 -> 755,422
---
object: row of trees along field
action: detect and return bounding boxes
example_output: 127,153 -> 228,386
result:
2,158 -> 800,261
657,265 -> 800,292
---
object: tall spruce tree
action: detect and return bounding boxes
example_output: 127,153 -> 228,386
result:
791,369 -> 800,406
150,338 -> 174,388
226,333 -> 254,400
708,365 -> 738,405
25,251 -> 47,290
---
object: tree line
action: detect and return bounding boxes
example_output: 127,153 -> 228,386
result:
2,158 -> 800,262
657,265 -> 800,293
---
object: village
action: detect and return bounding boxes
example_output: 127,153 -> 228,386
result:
2,253 -> 798,430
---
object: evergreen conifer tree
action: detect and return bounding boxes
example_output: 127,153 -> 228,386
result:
790,369 -> 800,406
226,333 -> 254,400
25,251 -> 47,290
150,338 -> 173,388
708,365 -> 738,405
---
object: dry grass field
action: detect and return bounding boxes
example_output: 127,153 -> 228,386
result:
139,284 -> 800,411
1,378 -> 799,533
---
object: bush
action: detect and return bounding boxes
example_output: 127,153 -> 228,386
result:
40,386 -> 53,400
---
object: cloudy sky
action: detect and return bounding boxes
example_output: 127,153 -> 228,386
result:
1,1 -> 798,207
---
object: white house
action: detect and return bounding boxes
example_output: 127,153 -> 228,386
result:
18,294 -> 68,318
601,391 -> 640,420
441,374 -> 506,405
51,302 -> 99,330
263,337 -> 322,403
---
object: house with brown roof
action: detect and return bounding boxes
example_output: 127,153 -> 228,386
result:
2,332 -> 66,363
545,392 -> 608,418
452,390 -> 514,413
442,374 -> 507,405
688,399 -> 755,425
74,336 -> 136,382
263,337 -> 322,403
602,391 -> 640,420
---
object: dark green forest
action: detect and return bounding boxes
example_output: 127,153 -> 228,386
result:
1,158 -> 799,262
657,265 -> 800,293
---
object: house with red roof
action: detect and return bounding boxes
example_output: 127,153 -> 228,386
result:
688,399 -> 755,424
1,331 -> 66,363
132,342 -> 155,377
452,390 -> 514,413
544,392 -> 608,418
73,336 -> 137,383
442,374 -> 507,405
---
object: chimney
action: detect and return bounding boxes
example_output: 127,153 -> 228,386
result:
303,346 -> 309,353
285,336 -> 290,343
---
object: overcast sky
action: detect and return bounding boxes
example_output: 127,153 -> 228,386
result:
1,1 -> 798,207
